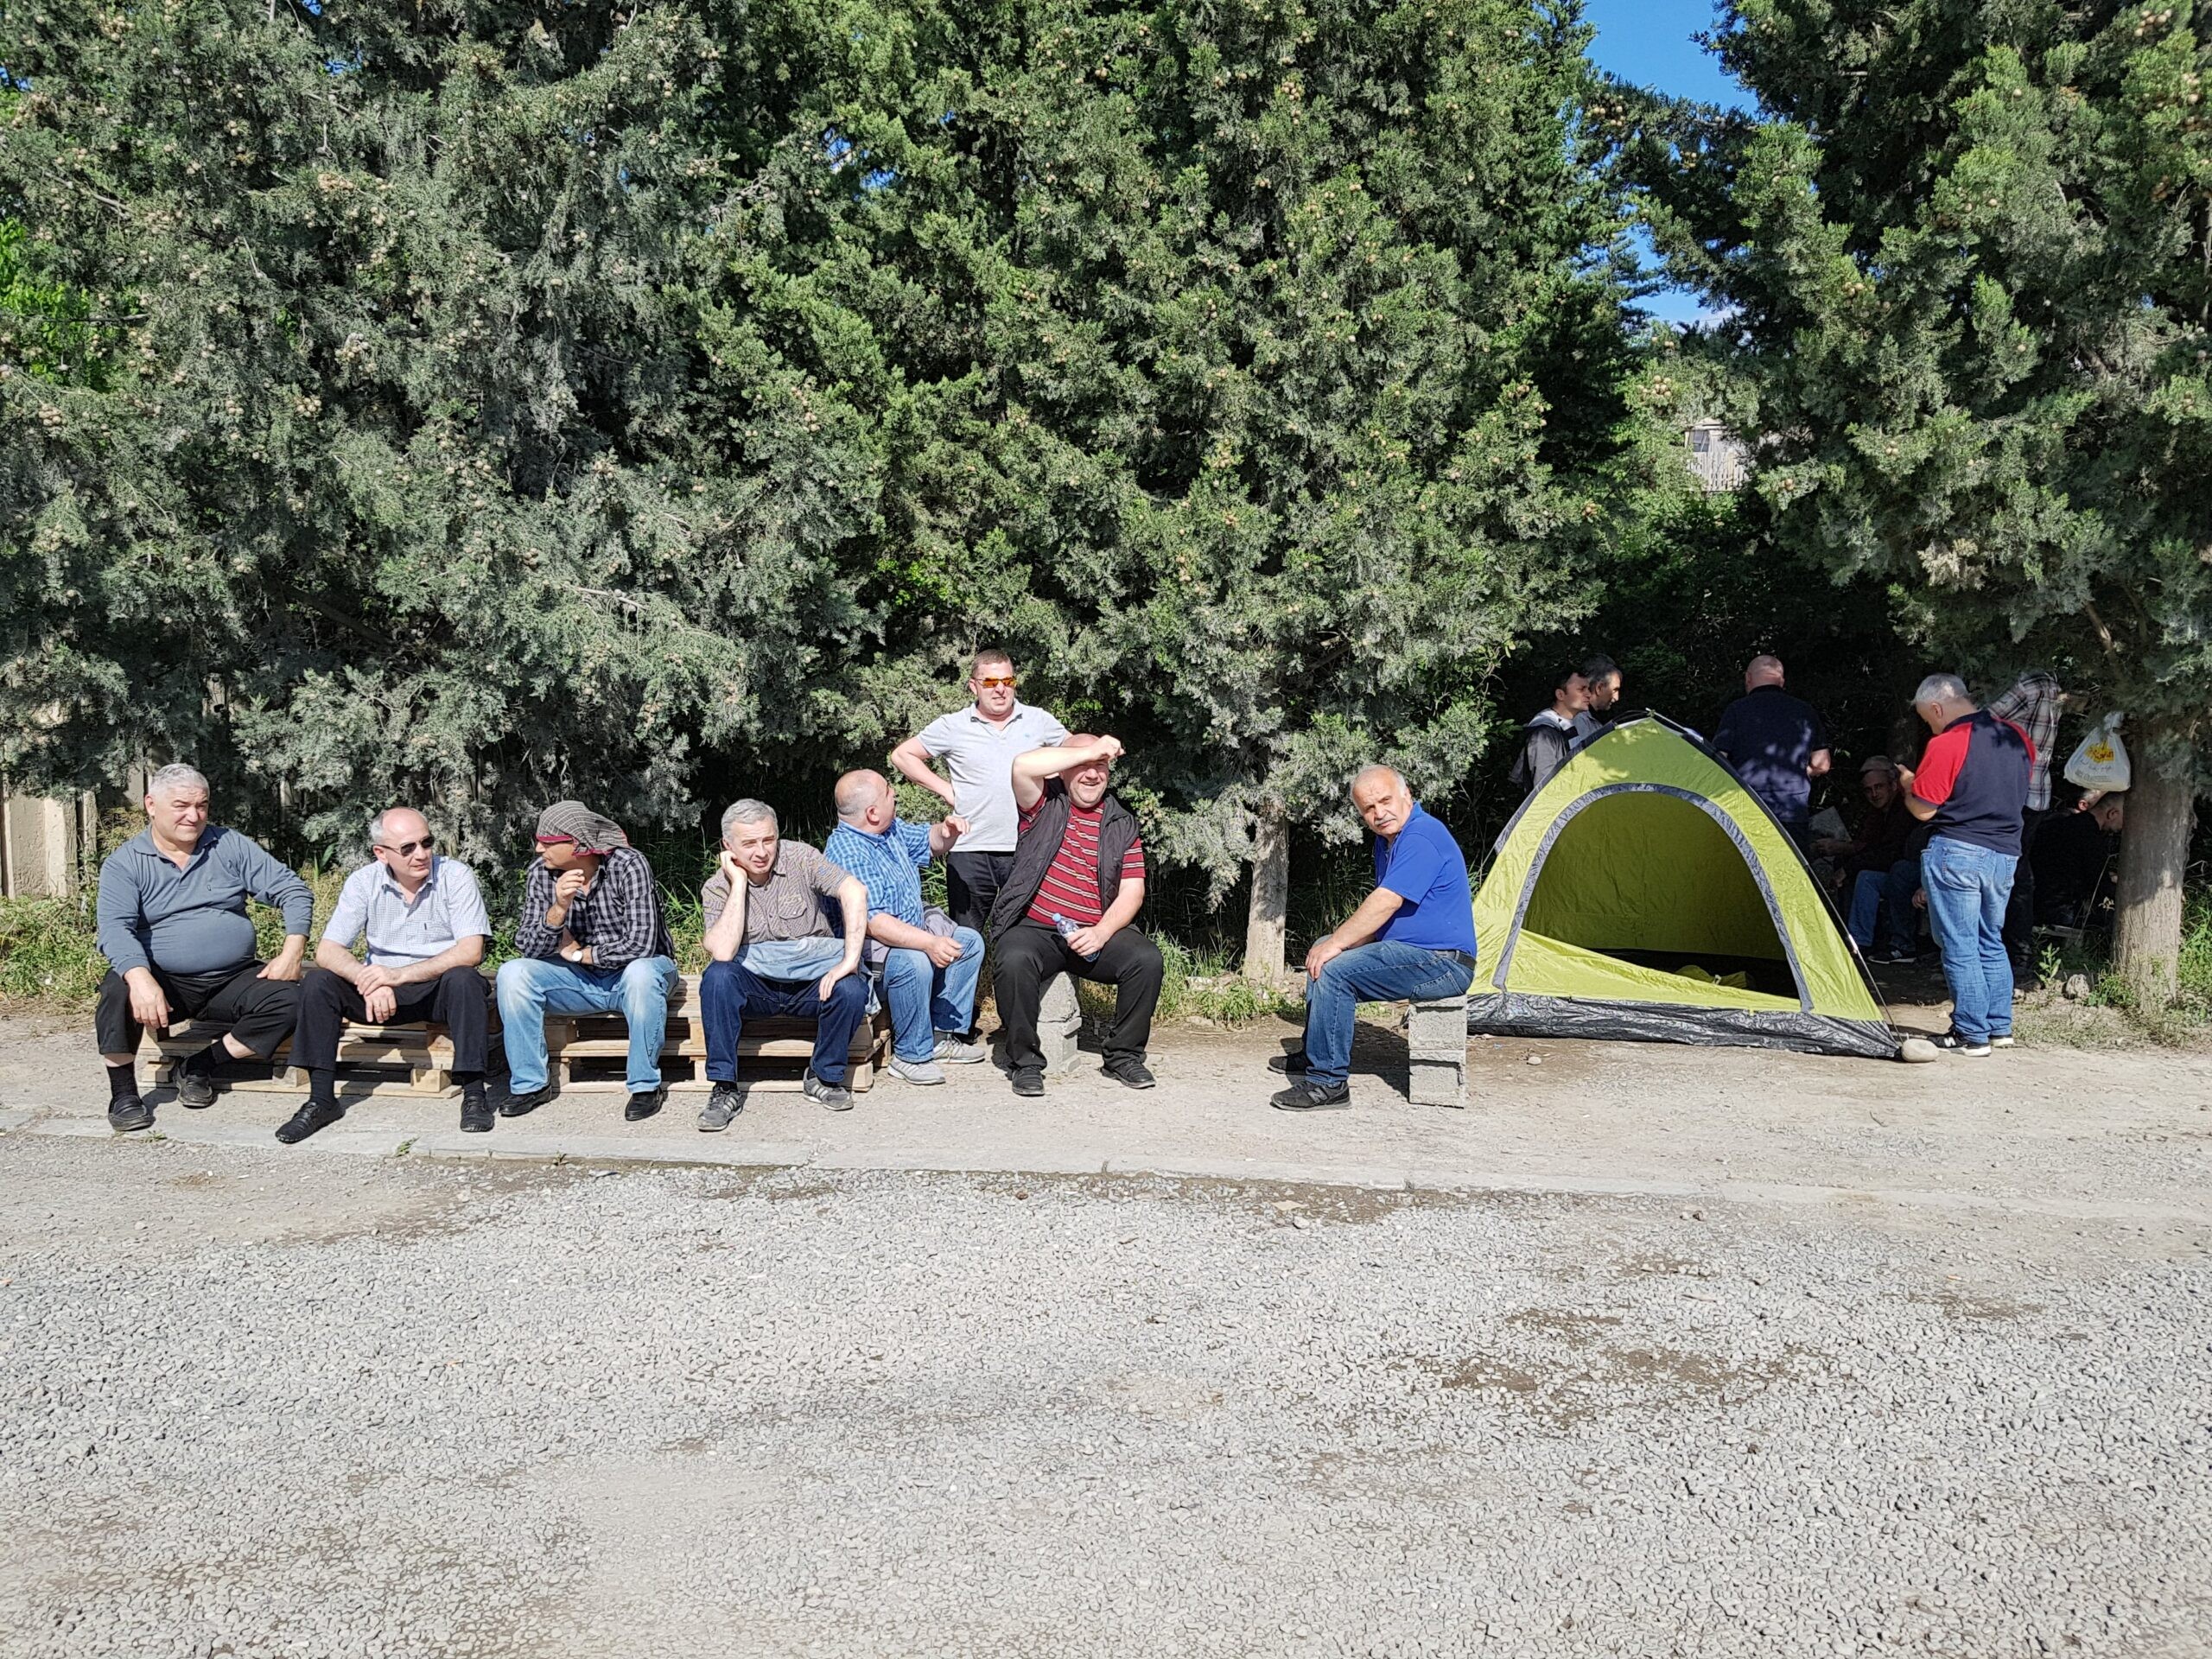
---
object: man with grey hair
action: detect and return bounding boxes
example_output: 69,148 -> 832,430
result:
1897,672 -> 2035,1055
94,763 -> 313,1134
276,806 -> 494,1144
1271,766 -> 1478,1113
696,798 -> 870,1130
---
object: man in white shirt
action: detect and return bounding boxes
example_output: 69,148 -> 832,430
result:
276,807 -> 493,1144
890,647 -> 1069,933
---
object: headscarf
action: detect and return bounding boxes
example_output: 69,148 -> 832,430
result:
533,800 -> 629,855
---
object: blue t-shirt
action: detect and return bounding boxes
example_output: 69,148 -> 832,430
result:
1713,685 -> 1830,828
1371,804 -> 1478,955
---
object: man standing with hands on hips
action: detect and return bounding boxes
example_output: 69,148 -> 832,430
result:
890,647 -> 1069,936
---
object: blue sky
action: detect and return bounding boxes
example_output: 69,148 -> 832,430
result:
1580,0 -> 1748,324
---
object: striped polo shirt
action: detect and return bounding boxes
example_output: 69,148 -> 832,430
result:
1019,799 -> 1147,929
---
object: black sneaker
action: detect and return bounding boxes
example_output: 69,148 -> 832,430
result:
623,1086 -> 665,1122
1931,1030 -> 1992,1058
698,1081 -> 743,1133
1872,947 -> 1917,964
500,1084 -> 554,1118
459,1083 -> 494,1135
175,1050 -> 219,1109
107,1095 -> 154,1134
1267,1050 -> 1310,1076
1102,1057 -> 1156,1090
275,1097 -> 345,1145
1271,1079 -> 1351,1112
1010,1067 -> 1045,1098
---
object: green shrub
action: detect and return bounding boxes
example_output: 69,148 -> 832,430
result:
0,898 -> 106,1005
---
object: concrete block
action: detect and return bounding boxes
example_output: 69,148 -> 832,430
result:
1406,994 -> 1469,1109
1037,970 -> 1083,1076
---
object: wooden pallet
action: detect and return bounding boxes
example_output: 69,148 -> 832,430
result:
542,984 -> 889,1095
141,1019 -> 499,1100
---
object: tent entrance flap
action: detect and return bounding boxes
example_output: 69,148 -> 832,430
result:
1508,787 -> 1805,1007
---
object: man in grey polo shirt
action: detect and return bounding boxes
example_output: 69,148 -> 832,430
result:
95,763 -> 313,1134
890,646 -> 1068,934
275,806 -> 495,1144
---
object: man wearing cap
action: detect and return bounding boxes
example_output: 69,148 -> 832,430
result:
890,648 -> 1069,936
1270,766 -> 1478,1113
494,802 -> 678,1122
274,806 -> 496,1145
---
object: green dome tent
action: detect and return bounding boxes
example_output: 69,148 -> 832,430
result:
1467,715 -> 1897,1059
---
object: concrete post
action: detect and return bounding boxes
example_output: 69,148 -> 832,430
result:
1406,994 -> 1470,1109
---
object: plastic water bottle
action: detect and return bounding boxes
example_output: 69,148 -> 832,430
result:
1051,912 -> 1101,960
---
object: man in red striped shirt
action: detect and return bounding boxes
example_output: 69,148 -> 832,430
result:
987,734 -> 1163,1096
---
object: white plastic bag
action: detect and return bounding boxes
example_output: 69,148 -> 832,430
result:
2063,712 -> 2131,791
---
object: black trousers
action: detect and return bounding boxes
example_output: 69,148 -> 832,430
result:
992,920 -> 1163,1073
96,962 -> 301,1058
292,964 -> 492,1074
2004,807 -> 2050,964
945,851 -> 1018,934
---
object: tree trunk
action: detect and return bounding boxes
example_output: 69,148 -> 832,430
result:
2110,720 -> 2198,1005
1244,799 -> 1291,985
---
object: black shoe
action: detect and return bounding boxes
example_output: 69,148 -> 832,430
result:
1272,1079 -> 1351,1112
1267,1049 -> 1310,1076
275,1097 -> 344,1145
1010,1068 -> 1045,1098
624,1086 -> 665,1122
174,1052 -> 219,1109
459,1084 -> 494,1135
1103,1056 -> 1156,1090
107,1095 -> 154,1134
500,1084 -> 554,1118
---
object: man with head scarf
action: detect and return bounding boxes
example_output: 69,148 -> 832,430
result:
494,801 -> 678,1122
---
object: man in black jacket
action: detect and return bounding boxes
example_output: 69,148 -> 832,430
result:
989,734 -> 1163,1098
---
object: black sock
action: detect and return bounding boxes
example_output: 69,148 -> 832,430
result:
185,1040 -> 226,1077
108,1063 -> 141,1103
307,1065 -> 337,1107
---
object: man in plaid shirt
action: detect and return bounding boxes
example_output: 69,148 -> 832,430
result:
494,800 -> 678,1123
1989,670 -> 2063,969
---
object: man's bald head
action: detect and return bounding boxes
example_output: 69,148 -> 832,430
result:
1745,655 -> 1786,690
834,769 -> 893,830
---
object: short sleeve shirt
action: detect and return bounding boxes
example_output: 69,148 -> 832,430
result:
1713,686 -> 1831,827
701,842 -> 852,944
913,702 -> 1070,854
822,818 -> 934,929
1370,804 -> 1478,954
1912,710 -> 2034,855
321,856 -> 492,968
1018,797 -> 1147,929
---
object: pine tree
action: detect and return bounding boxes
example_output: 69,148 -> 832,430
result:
1624,0 -> 2212,998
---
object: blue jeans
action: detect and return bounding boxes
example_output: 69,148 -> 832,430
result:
1848,857 -> 1922,955
1921,836 -> 2018,1043
1301,941 -> 1477,1090
495,954 -> 677,1094
699,957 -> 869,1085
879,927 -> 984,1062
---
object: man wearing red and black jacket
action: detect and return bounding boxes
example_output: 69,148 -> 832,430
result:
1898,674 -> 2034,1057
989,734 -> 1163,1097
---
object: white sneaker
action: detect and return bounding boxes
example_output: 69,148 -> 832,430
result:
931,1033 -> 986,1065
888,1055 -> 946,1086
1990,1035 -> 2017,1049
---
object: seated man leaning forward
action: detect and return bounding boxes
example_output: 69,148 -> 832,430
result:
990,734 -> 1163,1097
696,798 -> 871,1130
494,802 -> 679,1123
96,763 -> 312,1134
275,807 -> 495,1146
823,770 -> 987,1087
1271,766 -> 1478,1113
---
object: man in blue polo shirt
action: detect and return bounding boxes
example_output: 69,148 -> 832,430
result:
1270,766 -> 1478,1112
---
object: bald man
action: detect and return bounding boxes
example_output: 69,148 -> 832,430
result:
822,770 -> 983,1086
1271,766 -> 1478,1112
1713,654 -> 1832,853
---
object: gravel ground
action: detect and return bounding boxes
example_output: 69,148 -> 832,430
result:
2,1128 -> 2207,1659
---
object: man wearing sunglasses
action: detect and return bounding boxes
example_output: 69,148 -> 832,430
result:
276,807 -> 495,1143
890,648 -> 1069,937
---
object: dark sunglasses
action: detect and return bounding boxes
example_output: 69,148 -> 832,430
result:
380,836 -> 435,857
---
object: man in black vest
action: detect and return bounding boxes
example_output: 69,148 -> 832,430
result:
990,734 -> 1163,1097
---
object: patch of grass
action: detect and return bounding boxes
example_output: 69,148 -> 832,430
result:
0,897 -> 106,1005
2027,880 -> 2210,1046
1065,938 -> 1303,1030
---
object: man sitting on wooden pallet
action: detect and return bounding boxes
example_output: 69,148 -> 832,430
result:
275,807 -> 495,1145
697,798 -> 872,1130
96,764 -> 313,1134
495,802 -> 680,1123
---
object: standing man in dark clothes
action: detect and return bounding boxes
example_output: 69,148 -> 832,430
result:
1989,668 -> 2063,969
1712,655 -> 1832,855
990,734 -> 1163,1098
1898,673 -> 2034,1055
1510,668 -> 1588,798
94,764 -> 312,1134
1270,766 -> 1478,1113
494,801 -> 679,1122
276,806 -> 494,1144
1571,655 -> 1623,747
